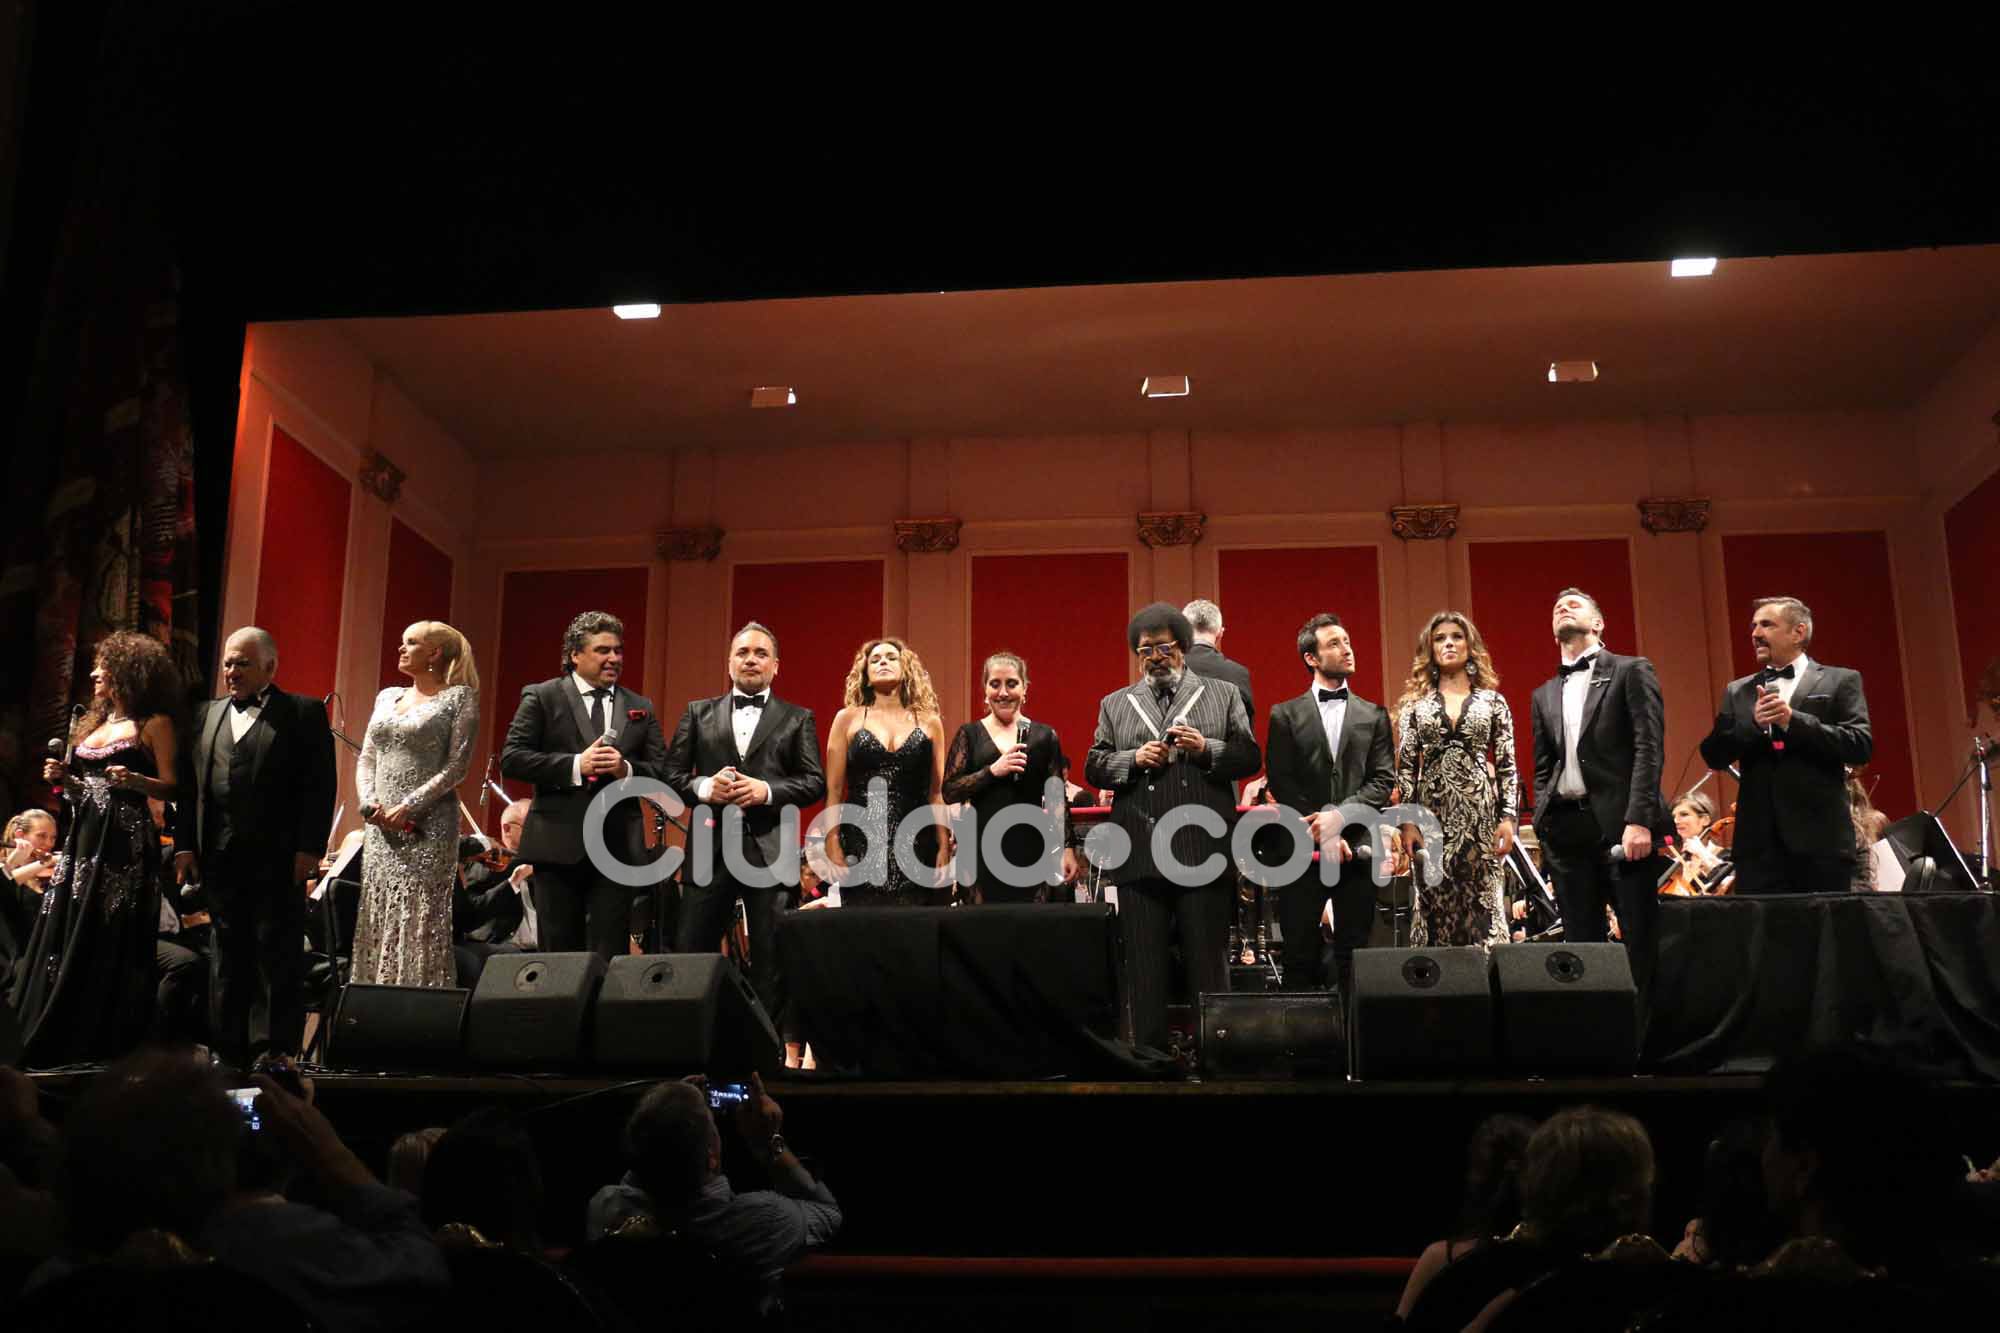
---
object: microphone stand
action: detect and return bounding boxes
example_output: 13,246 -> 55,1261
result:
1931,737 -> 1998,888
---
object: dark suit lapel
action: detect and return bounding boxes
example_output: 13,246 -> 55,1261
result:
562,677 -> 597,746
700,695 -> 735,761
1128,681 -> 1170,734
245,690 -> 282,786
1789,661 -> 1823,717
741,696 -> 787,764
1578,653 -> 1616,736
197,697 -> 228,785
1333,696 -> 1366,795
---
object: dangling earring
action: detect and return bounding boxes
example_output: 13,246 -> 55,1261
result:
1467,660 -> 1480,681
1428,663 -> 1441,687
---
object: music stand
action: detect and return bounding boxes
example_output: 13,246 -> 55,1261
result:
1881,812 -> 1983,893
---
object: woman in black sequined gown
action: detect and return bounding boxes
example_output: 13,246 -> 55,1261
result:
823,638 -> 948,907
11,631 -> 182,1067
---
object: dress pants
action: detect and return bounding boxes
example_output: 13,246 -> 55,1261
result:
206,845 -> 307,1065
1118,874 -> 1231,1053
677,859 -> 789,1037
532,859 -> 633,961
155,931 -> 210,1045
1538,800 -> 1660,1039
1279,851 -> 1375,995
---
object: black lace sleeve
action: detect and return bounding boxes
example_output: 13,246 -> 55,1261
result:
1047,728 -> 1081,849
941,723 -> 992,804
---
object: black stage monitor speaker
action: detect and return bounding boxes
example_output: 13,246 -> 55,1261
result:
1198,990 -> 1344,1079
1492,944 -> 1636,1075
326,983 -> 469,1071
1350,946 -> 1496,1079
1882,812 -> 1982,892
466,951 -> 606,1069
594,954 -> 779,1078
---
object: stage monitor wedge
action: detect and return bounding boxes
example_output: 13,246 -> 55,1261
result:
1350,946 -> 1496,1079
466,952 -> 606,1070
1492,943 -> 1636,1076
327,983 -> 469,1072
1198,990 -> 1344,1079
595,954 -> 779,1079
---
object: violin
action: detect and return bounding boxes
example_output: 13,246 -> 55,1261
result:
469,844 -> 516,873
1658,818 -> 1737,897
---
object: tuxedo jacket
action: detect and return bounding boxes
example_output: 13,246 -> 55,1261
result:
500,676 -> 669,866
1183,643 -> 1256,730
661,692 -> 827,867
1699,660 -> 1871,860
1263,687 -> 1396,835
457,868 -> 530,944
1084,671 -> 1260,885
1529,650 -> 1669,843
174,687 -> 337,863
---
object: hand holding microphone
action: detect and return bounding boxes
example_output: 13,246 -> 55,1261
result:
361,803 -> 418,835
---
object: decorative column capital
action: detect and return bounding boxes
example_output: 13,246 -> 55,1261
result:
1137,511 -> 1206,548
893,517 -> 962,554
1388,503 -> 1460,541
1636,497 -> 1712,534
357,450 -> 405,504
655,526 -> 724,561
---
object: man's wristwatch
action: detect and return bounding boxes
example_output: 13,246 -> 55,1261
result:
765,1133 -> 788,1160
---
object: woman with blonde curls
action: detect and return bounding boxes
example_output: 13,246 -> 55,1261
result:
822,638 -> 948,906
352,621 -> 480,985
1394,611 -> 1518,949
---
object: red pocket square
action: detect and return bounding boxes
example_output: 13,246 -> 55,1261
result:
627,709 -> 648,721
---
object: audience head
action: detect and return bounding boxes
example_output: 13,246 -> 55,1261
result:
59,1048 -> 240,1256
1518,1105 -> 1655,1254
1181,599 -> 1224,645
623,1080 -> 720,1209
1672,791 -> 1718,843
81,629 -> 182,736
562,611 -> 625,686
1693,1116 -> 1784,1269
386,1126 -> 448,1197
400,620 -> 480,691
842,637 -> 939,716
980,652 -> 1029,722
220,627 -> 278,703
421,1108 -> 545,1252
1455,1112 -> 1538,1241
728,622 -> 780,694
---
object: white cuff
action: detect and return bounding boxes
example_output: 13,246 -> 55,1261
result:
571,754 -> 586,787
696,775 -> 716,802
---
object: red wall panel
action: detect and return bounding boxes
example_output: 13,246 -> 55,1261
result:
378,519 -> 455,688
1217,546 -> 1385,768
254,426 -> 350,704
1466,538 -> 1637,812
969,553 -> 1131,785
494,566 -> 651,799
1721,531 -> 1914,817
730,559 -> 887,831
1946,466 -> 2000,726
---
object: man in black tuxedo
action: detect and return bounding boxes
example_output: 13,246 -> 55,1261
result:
173,627 -> 336,1067
1262,613 -> 1395,996
663,622 -> 826,1029
500,611 -> 669,959
1181,599 -> 1256,731
1699,596 -> 1872,894
1529,589 -> 1670,1018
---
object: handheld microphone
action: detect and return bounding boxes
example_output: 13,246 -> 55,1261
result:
1012,717 -> 1031,781
360,803 -> 418,836
45,738 -> 66,797
1757,668 -> 1786,752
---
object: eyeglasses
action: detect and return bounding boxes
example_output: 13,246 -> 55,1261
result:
1135,641 -> 1181,660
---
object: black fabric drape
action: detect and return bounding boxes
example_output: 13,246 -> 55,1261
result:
1648,893 -> 2000,1079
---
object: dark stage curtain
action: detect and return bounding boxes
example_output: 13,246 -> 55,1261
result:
1648,893 -> 2000,1079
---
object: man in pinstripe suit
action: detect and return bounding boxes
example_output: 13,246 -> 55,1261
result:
1086,603 -> 1262,1054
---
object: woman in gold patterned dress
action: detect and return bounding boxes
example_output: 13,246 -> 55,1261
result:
352,621 -> 480,987
1394,611 -> 1517,949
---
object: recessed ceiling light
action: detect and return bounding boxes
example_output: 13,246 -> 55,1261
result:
1141,375 -> 1191,398
1547,360 -> 1599,383
1669,257 -> 1717,278
611,303 -> 662,319
749,386 -> 797,409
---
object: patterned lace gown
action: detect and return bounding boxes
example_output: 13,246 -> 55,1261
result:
352,684 -> 478,986
1396,689 -> 1518,949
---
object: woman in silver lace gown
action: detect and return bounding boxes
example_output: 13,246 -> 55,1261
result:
352,621 -> 481,987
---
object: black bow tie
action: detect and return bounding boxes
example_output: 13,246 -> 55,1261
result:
230,691 -> 267,713
1761,664 -> 1796,681
1317,688 -> 1349,703
732,694 -> 765,710
1559,656 -> 1597,677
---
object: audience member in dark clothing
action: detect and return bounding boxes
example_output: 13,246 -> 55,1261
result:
1395,1112 -> 1537,1321
1671,1117 -> 1783,1268
420,1107 -> 545,1253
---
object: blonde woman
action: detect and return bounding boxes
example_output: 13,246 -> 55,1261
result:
352,621 -> 480,985
823,638 -> 948,906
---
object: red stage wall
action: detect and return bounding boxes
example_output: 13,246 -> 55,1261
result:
730,559 -> 887,830
1217,546 -> 1385,767
969,553 -> 1132,784
494,566 -> 651,800
254,426 -> 350,704
1946,466 -> 2000,724
378,518 -> 455,688
1721,531 -> 1915,817
1466,538 -> 1637,812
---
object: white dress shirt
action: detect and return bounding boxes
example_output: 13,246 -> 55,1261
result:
569,674 -> 622,787
1556,649 -> 1598,799
1765,655 -> 1810,707
227,687 -> 271,742
1313,681 -> 1349,769
696,688 -> 770,802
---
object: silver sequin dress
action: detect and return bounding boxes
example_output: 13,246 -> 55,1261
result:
351,684 -> 479,987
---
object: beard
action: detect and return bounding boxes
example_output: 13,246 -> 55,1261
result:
1555,621 -> 1592,645
1147,663 -> 1184,690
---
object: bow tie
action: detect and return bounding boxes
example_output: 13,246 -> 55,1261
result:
1558,656 -> 1597,677
732,694 -> 766,710
1317,688 -> 1349,703
230,691 -> 267,713
1761,664 -> 1796,681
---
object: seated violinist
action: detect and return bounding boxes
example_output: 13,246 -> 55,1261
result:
1664,791 -> 1735,895
454,799 -> 538,986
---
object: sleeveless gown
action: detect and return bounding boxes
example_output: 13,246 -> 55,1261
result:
838,724 -> 944,907
8,737 -> 161,1067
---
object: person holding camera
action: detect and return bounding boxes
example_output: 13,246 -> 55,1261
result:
587,1073 -> 841,1311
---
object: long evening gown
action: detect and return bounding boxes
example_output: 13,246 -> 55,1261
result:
838,717 -> 943,907
351,684 -> 478,986
940,718 -> 1072,903
8,736 -> 161,1066
1395,689 -> 1518,949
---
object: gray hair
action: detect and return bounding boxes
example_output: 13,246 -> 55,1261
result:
1182,599 -> 1224,639
1754,596 -> 1814,645
227,626 -> 278,668
733,621 -> 780,657
561,611 -> 625,673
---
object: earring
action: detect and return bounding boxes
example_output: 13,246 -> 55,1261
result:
1467,660 -> 1480,681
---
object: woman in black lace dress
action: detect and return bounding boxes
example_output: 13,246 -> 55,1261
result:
941,652 -> 1080,903
822,638 -> 948,906
12,630 -> 182,1067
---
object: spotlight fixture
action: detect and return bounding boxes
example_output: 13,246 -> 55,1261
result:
1669,257 -> 1717,278
611,303 -> 662,319
1141,375 -> 1191,398
1547,360 -> 1599,383
748,386 -> 797,408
